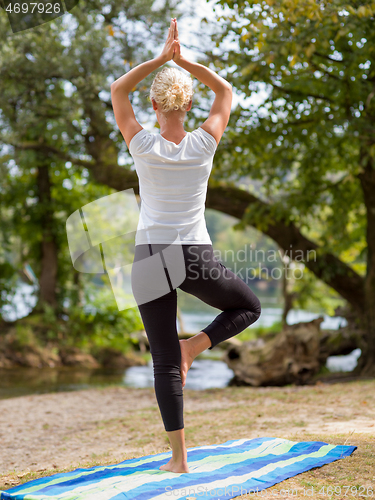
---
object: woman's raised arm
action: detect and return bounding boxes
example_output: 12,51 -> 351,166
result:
173,20 -> 232,145
111,19 -> 178,147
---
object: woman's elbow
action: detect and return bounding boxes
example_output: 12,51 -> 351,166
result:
111,82 -> 128,94
216,83 -> 232,96
224,82 -> 232,93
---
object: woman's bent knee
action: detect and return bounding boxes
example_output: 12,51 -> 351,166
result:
255,299 -> 261,319
250,296 -> 261,321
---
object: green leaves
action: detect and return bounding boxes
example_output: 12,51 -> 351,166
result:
0,0 -> 180,321
209,0 -> 373,263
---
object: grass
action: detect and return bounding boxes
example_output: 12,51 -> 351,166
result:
0,380 -> 374,498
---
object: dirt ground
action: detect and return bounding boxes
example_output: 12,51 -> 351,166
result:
0,379 -> 374,498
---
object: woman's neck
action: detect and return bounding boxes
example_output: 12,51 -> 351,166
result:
159,121 -> 186,143
158,111 -> 186,143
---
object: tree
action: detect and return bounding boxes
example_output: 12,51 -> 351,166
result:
205,0 -> 375,374
2,0 -> 375,376
0,0 -> 179,316
54,0 -> 375,374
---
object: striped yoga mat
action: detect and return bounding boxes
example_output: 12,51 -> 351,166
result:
1,437 -> 356,500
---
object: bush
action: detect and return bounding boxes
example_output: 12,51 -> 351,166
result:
4,323 -> 41,352
65,287 -> 143,354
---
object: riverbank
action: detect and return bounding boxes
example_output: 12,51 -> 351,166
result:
1,380 -> 374,498
0,318 -> 149,370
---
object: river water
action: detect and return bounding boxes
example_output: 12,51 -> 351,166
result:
123,308 -> 359,390
0,307 -> 360,399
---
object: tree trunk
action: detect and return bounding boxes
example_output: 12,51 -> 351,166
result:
72,269 -> 84,308
34,163 -> 58,312
355,154 -> 375,375
280,248 -> 296,326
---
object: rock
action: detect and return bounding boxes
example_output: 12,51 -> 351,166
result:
3,346 -> 45,368
94,347 -> 147,369
0,340 -> 63,368
18,351 -> 42,368
58,347 -> 100,368
0,333 -> 145,369
0,353 -> 13,368
38,349 -> 62,368
224,318 -> 324,387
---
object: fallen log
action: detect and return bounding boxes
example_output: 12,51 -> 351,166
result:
224,318 -> 326,386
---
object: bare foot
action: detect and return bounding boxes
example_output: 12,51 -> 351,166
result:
159,457 -> 189,473
179,339 -> 195,389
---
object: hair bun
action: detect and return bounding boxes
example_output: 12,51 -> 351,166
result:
150,67 -> 194,113
170,83 -> 182,93
166,83 -> 183,109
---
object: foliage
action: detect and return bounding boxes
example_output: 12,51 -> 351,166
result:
0,0 -> 180,331
1,0 -> 374,362
0,261 -> 19,315
206,208 -> 346,315
209,0 -> 373,268
65,286 -> 143,353
290,267 -> 345,316
13,323 -> 40,349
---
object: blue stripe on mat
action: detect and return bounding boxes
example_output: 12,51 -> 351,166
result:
126,442 -> 333,500
0,438 -> 357,500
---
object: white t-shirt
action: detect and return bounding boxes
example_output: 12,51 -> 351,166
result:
129,127 -> 217,245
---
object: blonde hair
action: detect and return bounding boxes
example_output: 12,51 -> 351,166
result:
150,67 -> 194,113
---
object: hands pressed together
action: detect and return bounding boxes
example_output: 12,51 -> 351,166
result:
160,18 -> 182,64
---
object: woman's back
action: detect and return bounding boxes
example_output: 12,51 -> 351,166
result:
129,127 -> 217,245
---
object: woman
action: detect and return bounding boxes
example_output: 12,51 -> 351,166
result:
111,18 -> 261,474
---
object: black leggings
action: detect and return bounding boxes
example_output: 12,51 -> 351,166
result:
131,243 -> 261,432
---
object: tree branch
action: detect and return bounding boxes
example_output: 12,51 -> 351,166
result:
205,183 -> 365,313
273,85 -> 334,103
9,141 -> 365,312
314,51 -> 345,64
